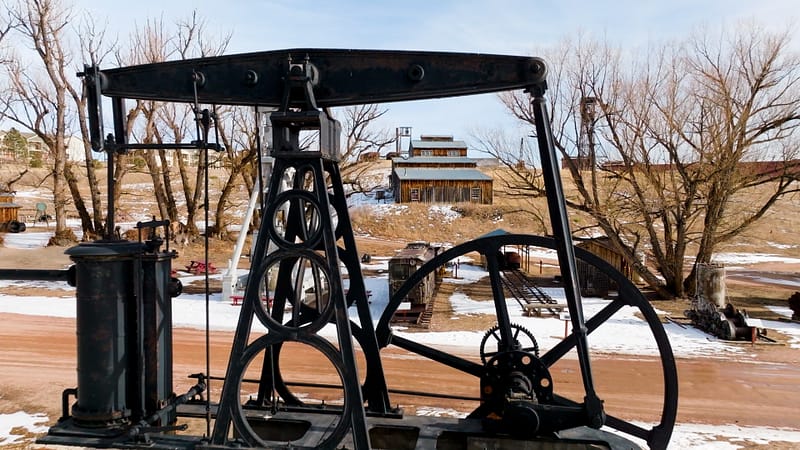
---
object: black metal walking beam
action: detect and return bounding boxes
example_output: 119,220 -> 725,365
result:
87,48 -> 546,108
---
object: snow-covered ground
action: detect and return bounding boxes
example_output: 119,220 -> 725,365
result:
712,252 -> 800,265
5,256 -> 798,358
3,230 -> 800,448
0,412 -> 48,446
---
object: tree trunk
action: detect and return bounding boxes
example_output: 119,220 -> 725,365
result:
51,134 -> 75,244
212,164 -> 245,238
112,153 -> 130,223
80,130 -> 104,232
144,151 -> 170,220
158,150 -> 180,222
175,151 -> 198,234
64,162 -> 97,240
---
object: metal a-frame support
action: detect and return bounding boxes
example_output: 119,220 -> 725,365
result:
209,58 -> 391,450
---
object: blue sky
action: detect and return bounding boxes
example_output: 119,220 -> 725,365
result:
71,0 -> 798,150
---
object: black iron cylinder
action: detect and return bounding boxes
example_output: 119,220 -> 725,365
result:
66,241 -> 145,427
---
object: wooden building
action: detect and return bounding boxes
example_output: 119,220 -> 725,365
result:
392,167 -> 493,203
0,189 -> 22,228
393,156 -> 477,169
391,135 -> 494,204
409,135 -> 468,157
575,237 -> 637,297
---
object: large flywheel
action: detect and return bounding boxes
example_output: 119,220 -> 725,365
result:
376,233 -> 678,450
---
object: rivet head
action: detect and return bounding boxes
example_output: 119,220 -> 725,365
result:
245,70 -> 259,85
407,64 -> 425,82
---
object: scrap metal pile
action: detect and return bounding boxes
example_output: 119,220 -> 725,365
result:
685,297 -> 767,341
685,263 -> 767,341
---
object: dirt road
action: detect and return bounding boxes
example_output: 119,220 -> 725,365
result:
2,311 -> 799,439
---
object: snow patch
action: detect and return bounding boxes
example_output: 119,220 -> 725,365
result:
711,253 -> 800,265
427,205 -> 460,223
0,411 -> 49,445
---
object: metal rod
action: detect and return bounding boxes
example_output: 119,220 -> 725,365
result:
529,86 -> 604,426
104,142 -> 224,152
110,97 -> 127,240
0,268 -> 71,282
485,249 -> 515,348
219,376 -> 480,402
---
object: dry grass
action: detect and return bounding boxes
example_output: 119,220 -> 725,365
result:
349,202 -> 545,245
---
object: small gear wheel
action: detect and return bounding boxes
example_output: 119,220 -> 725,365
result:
480,323 -> 539,364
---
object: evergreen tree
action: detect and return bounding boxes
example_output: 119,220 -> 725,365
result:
1,128 -> 28,161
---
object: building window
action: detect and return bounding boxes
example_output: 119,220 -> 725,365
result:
410,188 -> 420,202
420,150 -> 433,156
447,150 -> 460,157
471,187 -> 481,202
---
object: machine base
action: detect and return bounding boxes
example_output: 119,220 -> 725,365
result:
39,411 -> 640,450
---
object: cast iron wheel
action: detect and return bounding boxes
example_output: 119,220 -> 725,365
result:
255,323 -> 378,411
227,332 -> 353,450
375,233 -> 678,450
249,249 -> 335,335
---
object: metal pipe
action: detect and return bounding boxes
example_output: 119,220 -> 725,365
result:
0,268 -> 73,283
127,380 -> 206,439
146,380 -> 206,426
60,388 -> 78,421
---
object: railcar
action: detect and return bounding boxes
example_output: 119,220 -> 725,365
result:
388,242 -> 441,307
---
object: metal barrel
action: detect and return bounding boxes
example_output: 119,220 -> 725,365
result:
65,241 -> 145,427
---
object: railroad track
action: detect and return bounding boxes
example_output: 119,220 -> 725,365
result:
501,269 -> 565,316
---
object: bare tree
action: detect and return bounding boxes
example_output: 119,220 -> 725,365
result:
1,0 -> 78,244
471,132 -> 551,234
0,7 -> 13,66
209,106 -> 259,238
170,13 -> 230,236
0,10 -> 11,122
676,25 -> 800,291
336,103 -> 395,196
67,13 -> 115,238
484,26 -> 800,299
124,17 -> 174,223
114,12 -> 230,237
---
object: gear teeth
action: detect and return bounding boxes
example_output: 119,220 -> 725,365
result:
479,323 -> 539,364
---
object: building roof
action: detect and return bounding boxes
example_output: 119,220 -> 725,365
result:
419,135 -> 453,141
392,156 -> 476,165
575,236 -> 625,254
478,228 -> 511,239
409,139 -> 467,149
394,167 -> 492,181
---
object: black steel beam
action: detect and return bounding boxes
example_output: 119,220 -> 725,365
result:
94,49 -> 546,108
